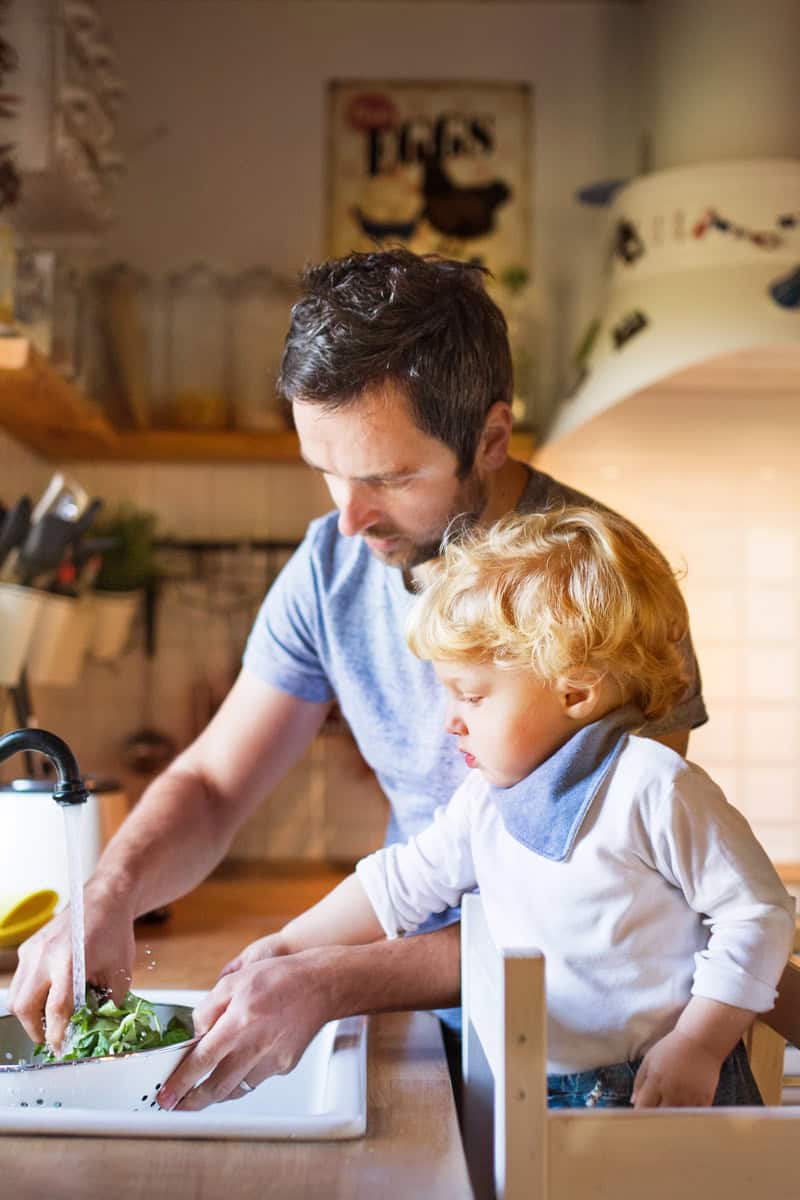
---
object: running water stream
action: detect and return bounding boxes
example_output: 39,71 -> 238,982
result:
62,804 -> 86,1018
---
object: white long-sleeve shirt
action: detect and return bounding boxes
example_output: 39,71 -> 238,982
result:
356,735 -> 796,1073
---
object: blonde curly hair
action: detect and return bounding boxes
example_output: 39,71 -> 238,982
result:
406,506 -> 689,722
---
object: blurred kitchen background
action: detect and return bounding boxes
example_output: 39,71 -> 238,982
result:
0,0 -> 799,890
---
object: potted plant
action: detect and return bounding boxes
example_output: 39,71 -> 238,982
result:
88,503 -> 159,662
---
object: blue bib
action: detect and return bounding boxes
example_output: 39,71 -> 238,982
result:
487,704 -> 643,861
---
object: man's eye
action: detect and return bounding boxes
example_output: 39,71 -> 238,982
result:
378,477 -> 412,490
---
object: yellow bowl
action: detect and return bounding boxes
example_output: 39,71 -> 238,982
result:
0,889 -> 59,947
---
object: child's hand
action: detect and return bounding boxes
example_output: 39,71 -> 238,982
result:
216,932 -> 290,982
631,1029 -> 722,1107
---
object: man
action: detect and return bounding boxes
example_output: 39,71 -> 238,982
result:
9,250 -> 706,1110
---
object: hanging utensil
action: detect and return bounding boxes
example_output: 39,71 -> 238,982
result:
73,535 -> 118,594
68,496 -> 104,546
0,496 -> 32,581
17,513 -> 77,586
31,473 -> 89,525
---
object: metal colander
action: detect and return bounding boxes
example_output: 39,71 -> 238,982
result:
0,1003 -> 197,1111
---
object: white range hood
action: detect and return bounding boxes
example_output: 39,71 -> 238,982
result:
548,158 -> 800,442
545,0 -> 800,444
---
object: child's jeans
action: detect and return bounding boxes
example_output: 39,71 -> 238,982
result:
547,1041 -> 763,1108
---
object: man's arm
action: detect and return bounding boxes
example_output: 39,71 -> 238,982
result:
8,670 -> 330,1047
158,921 -> 462,1111
93,670 -> 331,914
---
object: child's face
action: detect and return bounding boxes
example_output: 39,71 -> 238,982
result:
434,659 -> 573,788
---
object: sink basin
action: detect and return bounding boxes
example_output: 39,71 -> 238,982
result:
0,988 -> 367,1140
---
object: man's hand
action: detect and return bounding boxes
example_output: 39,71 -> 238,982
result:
158,922 -> 461,1112
631,1029 -> 722,1107
7,888 -> 136,1053
156,946 -> 335,1111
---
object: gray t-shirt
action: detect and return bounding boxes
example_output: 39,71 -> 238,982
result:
243,467 -> 708,849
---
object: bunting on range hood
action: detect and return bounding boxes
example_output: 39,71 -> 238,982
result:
547,158 -> 800,443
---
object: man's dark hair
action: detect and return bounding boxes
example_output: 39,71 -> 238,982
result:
279,249 -> 513,476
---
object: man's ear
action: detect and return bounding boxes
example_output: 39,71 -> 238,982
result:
475,401 -> 512,470
555,674 -> 604,722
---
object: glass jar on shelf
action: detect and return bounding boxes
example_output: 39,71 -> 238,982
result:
93,262 -> 160,429
51,257 -> 84,378
14,244 -> 55,356
166,262 -> 229,430
229,266 -> 294,432
0,221 -> 16,333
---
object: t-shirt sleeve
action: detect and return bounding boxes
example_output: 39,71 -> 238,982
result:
643,765 -> 796,1012
355,780 -> 478,937
242,523 -> 335,704
639,627 -> 708,738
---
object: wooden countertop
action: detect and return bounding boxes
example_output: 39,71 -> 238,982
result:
0,868 -> 472,1200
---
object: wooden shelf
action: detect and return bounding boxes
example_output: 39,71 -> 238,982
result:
0,341 -> 536,464
103,428 -> 304,463
0,343 -> 120,459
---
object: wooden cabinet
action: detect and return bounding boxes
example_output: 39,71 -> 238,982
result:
0,339 -> 536,463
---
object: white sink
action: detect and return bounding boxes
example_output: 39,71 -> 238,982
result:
0,988 -> 367,1140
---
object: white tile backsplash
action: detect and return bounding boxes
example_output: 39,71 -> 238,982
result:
682,582 -> 741,641
744,648 -> 798,703
743,707 -> 800,763
536,393 -> 800,864
740,767 -> 800,824
744,527 -> 797,583
661,521 -> 744,582
689,704 -> 739,761
744,587 -> 798,641
749,824 -> 800,865
695,644 -> 743,702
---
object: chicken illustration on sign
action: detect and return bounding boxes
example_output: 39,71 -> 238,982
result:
328,81 -> 531,277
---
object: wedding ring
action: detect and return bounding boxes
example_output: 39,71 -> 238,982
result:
238,1079 -> 254,1094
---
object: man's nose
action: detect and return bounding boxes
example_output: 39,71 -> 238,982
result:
334,481 -> 379,538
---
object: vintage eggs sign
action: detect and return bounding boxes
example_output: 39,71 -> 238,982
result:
326,81 -> 533,282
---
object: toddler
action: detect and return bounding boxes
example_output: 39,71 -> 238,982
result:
274,506 -> 795,1107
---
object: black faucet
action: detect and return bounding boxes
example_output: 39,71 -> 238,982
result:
0,728 -> 89,805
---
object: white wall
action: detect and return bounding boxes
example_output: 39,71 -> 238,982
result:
640,0 -> 800,168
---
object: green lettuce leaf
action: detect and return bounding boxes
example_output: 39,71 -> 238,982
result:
34,990 -> 192,1063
